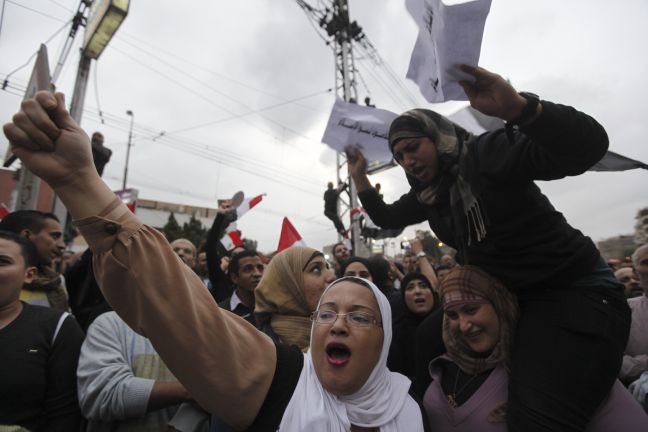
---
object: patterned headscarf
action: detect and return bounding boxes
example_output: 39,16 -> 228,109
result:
388,109 -> 487,247
254,246 -> 322,350
439,266 -> 518,374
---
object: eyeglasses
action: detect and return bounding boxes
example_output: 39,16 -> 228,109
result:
311,310 -> 382,328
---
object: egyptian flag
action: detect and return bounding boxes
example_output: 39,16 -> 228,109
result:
236,194 -> 265,219
0,203 -> 9,221
221,230 -> 244,251
115,188 -> 138,213
277,217 -> 306,252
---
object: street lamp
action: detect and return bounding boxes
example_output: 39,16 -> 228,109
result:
83,0 -> 130,59
52,0 -> 130,238
122,110 -> 134,191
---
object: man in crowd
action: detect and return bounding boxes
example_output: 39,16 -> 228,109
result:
620,244 -> 648,385
0,210 -> 67,310
331,242 -> 350,276
323,181 -> 347,236
434,264 -> 453,283
77,311 -> 208,430
171,238 -> 197,268
196,249 -> 211,287
218,249 -> 264,325
90,132 -> 112,176
440,254 -> 456,268
616,266 -> 642,299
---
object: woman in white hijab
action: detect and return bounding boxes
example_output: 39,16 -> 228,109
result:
280,276 -> 425,431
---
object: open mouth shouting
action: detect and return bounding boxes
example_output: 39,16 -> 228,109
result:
326,342 -> 351,366
413,297 -> 427,306
408,165 -> 426,179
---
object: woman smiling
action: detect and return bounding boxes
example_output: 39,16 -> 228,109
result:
423,266 -> 648,431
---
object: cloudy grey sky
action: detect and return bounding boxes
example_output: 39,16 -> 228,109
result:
1,0 -> 646,253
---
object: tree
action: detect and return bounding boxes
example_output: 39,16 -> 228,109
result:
163,212 -> 182,242
182,214 -> 207,249
635,207 -> 648,245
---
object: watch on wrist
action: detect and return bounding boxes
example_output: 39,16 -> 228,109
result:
416,251 -> 427,258
508,92 -> 540,126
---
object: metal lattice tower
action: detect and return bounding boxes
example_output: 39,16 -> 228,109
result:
296,0 -> 367,255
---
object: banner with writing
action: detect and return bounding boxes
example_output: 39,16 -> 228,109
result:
321,98 -> 397,173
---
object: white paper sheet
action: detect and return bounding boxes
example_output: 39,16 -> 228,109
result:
321,98 -> 398,173
406,0 -> 492,102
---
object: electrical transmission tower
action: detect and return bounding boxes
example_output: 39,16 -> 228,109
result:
296,0 -> 369,255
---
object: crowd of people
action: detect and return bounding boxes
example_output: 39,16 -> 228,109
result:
1,65 -> 648,431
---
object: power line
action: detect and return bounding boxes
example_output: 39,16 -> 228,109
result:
116,31 -> 323,112
353,35 -> 421,107
92,61 -> 106,124
5,0 -> 67,22
3,79 -> 322,192
77,106 -> 328,196
163,88 -> 331,136
110,39 -> 321,143
353,44 -> 412,110
2,17 -> 72,88
44,0 -> 74,13
109,44 -> 294,142
80,114 -> 326,199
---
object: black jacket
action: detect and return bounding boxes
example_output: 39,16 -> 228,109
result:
359,101 -> 607,291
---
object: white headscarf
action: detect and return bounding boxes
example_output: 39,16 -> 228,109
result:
279,277 -> 425,431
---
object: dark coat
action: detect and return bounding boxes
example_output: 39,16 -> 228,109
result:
359,101 -> 607,292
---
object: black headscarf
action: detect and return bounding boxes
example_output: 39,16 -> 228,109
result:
388,109 -> 488,248
388,272 -> 442,379
400,272 -> 441,321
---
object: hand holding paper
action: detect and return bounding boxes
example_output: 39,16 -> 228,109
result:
406,0 -> 492,103
458,65 -> 527,122
345,146 -> 372,192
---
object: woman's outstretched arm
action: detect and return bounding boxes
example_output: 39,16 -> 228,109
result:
4,91 -> 276,430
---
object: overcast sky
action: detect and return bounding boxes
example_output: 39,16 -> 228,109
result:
1,0 -> 647,253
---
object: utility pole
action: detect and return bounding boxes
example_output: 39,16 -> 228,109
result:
295,0 -> 379,255
329,0 -> 365,256
122,110 -> 134,190
51,0 -> 130,238
8,45 -> 54,211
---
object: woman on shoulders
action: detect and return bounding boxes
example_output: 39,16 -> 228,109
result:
347,65 -> 630,431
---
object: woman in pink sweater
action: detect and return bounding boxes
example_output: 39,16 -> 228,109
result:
424,266 -> 648,432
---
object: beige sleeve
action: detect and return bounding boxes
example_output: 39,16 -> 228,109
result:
75,197 -> 275,430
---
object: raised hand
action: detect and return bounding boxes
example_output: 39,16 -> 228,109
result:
4,91 -> 116,219
409,238 -> 423,255
344,146 -> 372,193
3,91 -> 96,189
458,65 -> 527,122
345,146 -> 367,179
